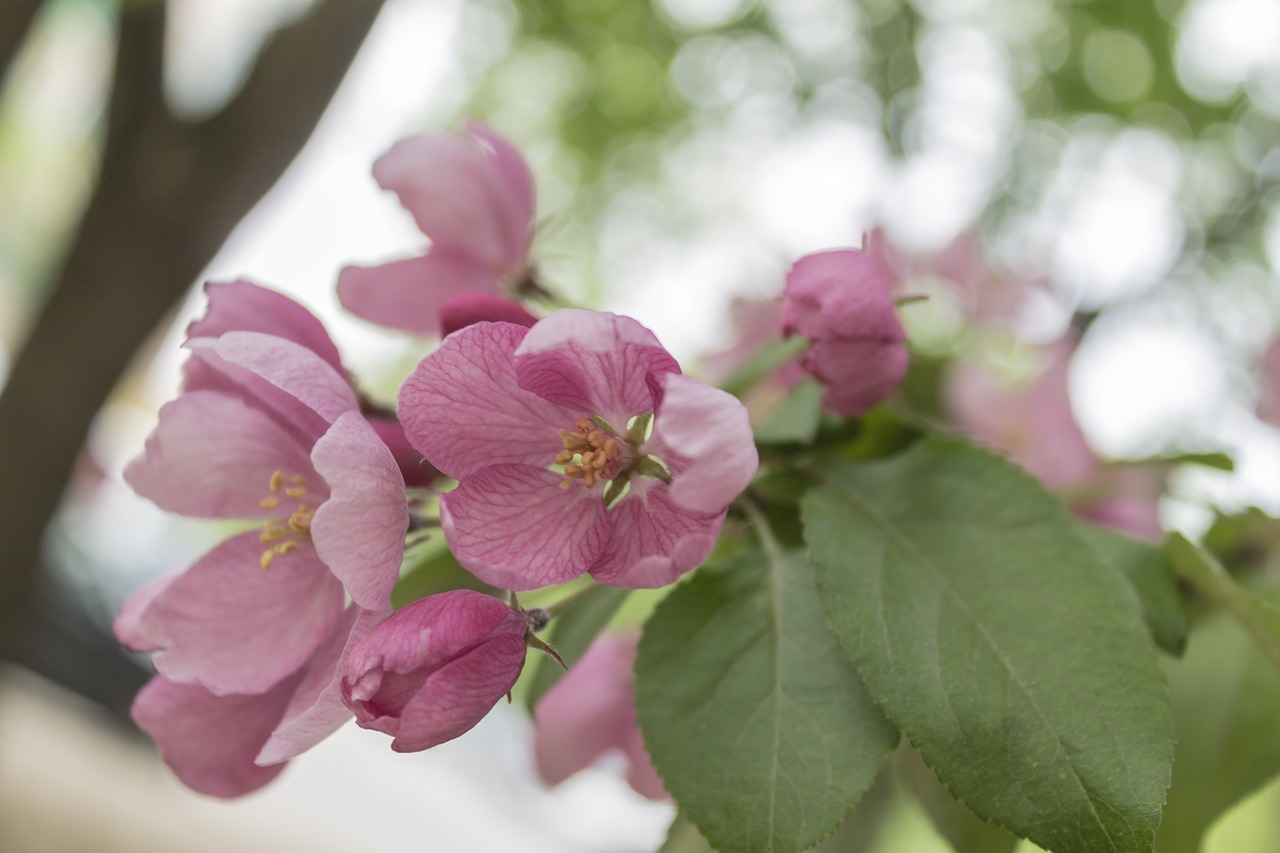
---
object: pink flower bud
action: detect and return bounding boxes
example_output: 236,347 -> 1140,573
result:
341,590 -> 529,752
782,248 -> 908,417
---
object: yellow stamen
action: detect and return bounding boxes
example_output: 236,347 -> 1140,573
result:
259,496 -> 279,510
260,549 -> 275,570
269,470 -> 285,493
290,475 -> 306,485
284,486 -> 307,499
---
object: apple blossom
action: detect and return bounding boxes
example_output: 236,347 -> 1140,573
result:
398,310 -> 758,591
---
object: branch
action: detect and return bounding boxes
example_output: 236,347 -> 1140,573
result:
0,0 -> 388,659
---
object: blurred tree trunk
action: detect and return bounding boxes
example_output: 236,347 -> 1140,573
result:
0,0 -> 388,659
0,0 -> 44,82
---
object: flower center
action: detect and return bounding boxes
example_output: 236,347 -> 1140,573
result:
257,469 -> 314,569
555,418 -> 625,490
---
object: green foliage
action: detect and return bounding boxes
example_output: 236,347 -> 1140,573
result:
1156,587 -> 1280,853
1082,525 -> 1189,656
802,438 -> 1173,853
391,541 -> 493,609
897,745 -> 1020,853
636,547 -> 898,853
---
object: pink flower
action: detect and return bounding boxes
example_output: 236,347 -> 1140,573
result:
782,248 -> 909,417
1258,338 -> 1280,427
337,124 -> 536,336
398,310 -> 758,591
534,632 -> 666,800
341,590 -> 530,752
117,307 -> 410,793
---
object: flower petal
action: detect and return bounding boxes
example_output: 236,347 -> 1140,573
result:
782,249 -> 903,341
650,373 -> 757,514
337,251 -> 501,337
182,348 -> 331,447
310,411 -> 408,610
588,486 -> 723,588
441,464 -> 610,590
256,605 -> 388,765
209,331 -> 358,425
187,280 -> 344,375
372,131 -> 526,272
804,337 -> 909,418
366,416 -> 437,488
398,322 -> 574,479
513,310 -> 681,426
114,573 -> 177,652
466,123 -> 535,264
439,292 -> 538,337
125,391 -> 318,519
140,531 -> 345,695
132,675 -> 298,798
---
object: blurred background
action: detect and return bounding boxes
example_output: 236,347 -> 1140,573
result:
2,0 -> 1279,850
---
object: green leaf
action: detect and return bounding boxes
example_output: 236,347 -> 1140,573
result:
802,438 -> 1173,853
1167,533 -> 1280,674
522,584 -> 630,711
636,548 -> 898,853
754,380 -> 823,445
897,745 -> 1020,853
1082,525 -> 1189,656
1155,586 -> 1280,853
660,813 -> 717,853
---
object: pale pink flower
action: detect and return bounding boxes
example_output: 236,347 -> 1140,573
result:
399,310 -> 757,591
1258,338 -> 1280,427
341,590 -> 530,752
117,316 -> 409,793
534,632 -> 665,800
337,124 -> 536,336
782,248 -> 909,417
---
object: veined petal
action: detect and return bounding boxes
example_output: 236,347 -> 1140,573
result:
650,373 -> 757,514
372,132 -> 522,272
256,605 -> 388,765
132,675 -> 298,798
783,250 -> 902,341
398,322 -> 574,480
366,416 -> 436,488
440,464 -> 610,590
588,487 -> 723,588
211,332 -> 358,425
182,348 -> 331,447
125,391 -> 318,519
337,251 -> 501,337
513,310 -> 681,426
187,281 -> 344,375
310,412 -> 409,610
389,633 -> 527,752
140,531 -> 345,695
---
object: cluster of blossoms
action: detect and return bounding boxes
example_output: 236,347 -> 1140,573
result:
116,123 -> 915,798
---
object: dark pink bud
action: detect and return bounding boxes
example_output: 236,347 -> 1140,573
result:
782,248 -> 908,417
439,292 -> 538,337
340,590 -> 528,752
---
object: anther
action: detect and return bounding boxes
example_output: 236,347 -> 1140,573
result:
269,471 -> 285,493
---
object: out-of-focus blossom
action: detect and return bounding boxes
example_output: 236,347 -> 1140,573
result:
337,124 -> 535,336
945,336 -> 1164,540
399,310 -> 758,591
439,292 -> 538,338
341,590 -> 530,752
782,248 -> 909,417
534,631 -> 665,800
1257,338 -> 1280,427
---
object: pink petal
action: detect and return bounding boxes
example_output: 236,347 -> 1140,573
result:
139,531 -> 345,695
114,573 -> 177,652
125,391 -> 319,519
513,310 -> 681,426
256,605 -> 388,765
398,322 -> 575,480
650,373 -> 757,514
187,280 -> 344,375
466,123 -> 536,263
132,675 -> 298,798
341,591 -> 528,752
439,292 -> 538,337
622,725 -> 668,800
182,348 -> 331,447
782,250 -> 903,341
372,132 -> 527,273
534,633 -> 637,787
441,464 -> 611,590
390,633 -> 527,752
310,411 -> 409,610
588,486 -> 723,588
804,337 -> 909,417
337,251 -> 502,337
210,331 -> 357,425
1258,338 -> 1280,427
